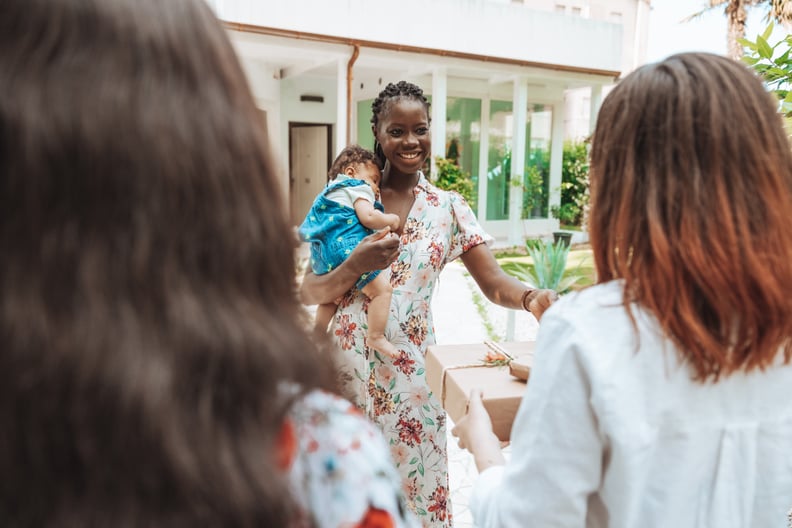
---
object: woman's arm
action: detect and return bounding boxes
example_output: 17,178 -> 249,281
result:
299,228 -> 400,305
461,244 -> 558,320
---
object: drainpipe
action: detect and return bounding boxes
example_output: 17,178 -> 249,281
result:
346,44 -> 360,146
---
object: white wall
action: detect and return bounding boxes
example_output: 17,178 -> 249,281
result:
214,0 -> 623,73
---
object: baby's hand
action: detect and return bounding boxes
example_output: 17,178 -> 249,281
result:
386,213 -> 400,232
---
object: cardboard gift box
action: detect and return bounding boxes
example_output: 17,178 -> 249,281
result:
425,341 -> 535,441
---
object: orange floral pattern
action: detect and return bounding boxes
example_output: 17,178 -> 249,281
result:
335,314 -> 357,350
330,173 -> 492,528
358,507 -> 396,528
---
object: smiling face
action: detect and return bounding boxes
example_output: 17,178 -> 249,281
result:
373,97 -> 431,179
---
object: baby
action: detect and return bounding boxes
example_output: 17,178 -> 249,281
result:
299,145 -> 401,359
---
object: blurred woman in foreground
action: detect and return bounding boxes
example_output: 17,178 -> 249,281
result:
0,0 -> 415,526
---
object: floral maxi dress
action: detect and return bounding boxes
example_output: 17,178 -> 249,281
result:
331,173 -> 492,528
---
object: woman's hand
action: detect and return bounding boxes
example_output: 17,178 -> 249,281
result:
451,389 -> 506,472
299,228 -> 400,306
347,227 -> 400,275
524,289 -> 559,321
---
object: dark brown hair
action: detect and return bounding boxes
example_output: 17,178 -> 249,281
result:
370,81 -> 431,167
328,144 -> 383,180
589,52 -> 792,381
0,0 -> 333,525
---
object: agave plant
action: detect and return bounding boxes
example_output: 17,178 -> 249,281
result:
500,239 -> 582,293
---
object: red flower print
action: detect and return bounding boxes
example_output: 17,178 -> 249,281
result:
361,294 -> 371,313
393,350 -> 416,376
390,443 -> 410,466
428,240 -> 444,270
334,314 -> 357,350
425,191 -> 440,206
461,233 -> 484,252
396,415 -> 423,447
356,506 -> 396,528
400,218 -> 425,243
408,386 -> 430,408
372,385 -> 394,417
367,370 -> 377,398
338,290 -> 356,309
400,314 -> 427,346
389,260 -> 412,287
428,485 -> 450,522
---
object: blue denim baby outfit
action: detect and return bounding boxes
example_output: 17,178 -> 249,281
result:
298,177 -> 385,290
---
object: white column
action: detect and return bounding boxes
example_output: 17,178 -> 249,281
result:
477,96 -> 491,221
509,78 -> 528,246
431,68 -> 448,179
335,58 -> 347,157
549,100 -> 565,230
589,84 -> 603,137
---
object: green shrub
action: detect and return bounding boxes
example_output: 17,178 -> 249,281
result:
741,24 -> 792,125
513,165 -> 545,219
550,141 -> 589,227
433,156 -> 476,208
500,239 -> 582,293
550,203 -> 581,226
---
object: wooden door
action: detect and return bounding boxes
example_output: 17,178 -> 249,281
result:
290,124 -> 331,225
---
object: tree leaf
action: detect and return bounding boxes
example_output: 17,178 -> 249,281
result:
758,35 -> 773,60
762,22 -> 775,42
739,37 -> 758,52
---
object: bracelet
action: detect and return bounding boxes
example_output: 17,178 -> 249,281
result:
521,288 -> 538,313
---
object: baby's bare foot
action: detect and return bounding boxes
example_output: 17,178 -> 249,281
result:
367,334 -> 400,359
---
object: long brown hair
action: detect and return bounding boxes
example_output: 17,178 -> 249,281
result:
589,52 -> 792,381
0,0 -> 333,525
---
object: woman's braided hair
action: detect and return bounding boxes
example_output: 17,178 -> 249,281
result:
370,81 -> 431,167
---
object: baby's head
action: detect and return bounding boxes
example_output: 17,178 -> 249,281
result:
328,145 -> 383,190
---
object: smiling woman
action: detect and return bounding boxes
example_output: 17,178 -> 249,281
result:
300,80 -> 558,527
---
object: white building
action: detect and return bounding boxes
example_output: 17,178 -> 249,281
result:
207,0 -> 649,242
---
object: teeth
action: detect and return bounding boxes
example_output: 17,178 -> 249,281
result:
401,152 -> 420,159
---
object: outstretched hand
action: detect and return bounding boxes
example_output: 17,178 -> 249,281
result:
349,227 -> 400,274
451,389 -> 505,472
526,288 -> 559,321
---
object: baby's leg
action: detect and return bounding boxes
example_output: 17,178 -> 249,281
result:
314,302 -> 337,338
361,275 -> 399,359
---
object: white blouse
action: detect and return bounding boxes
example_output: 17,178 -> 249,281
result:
471,281 -> 792,528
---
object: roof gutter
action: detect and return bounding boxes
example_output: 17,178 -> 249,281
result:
224,22 -> 621,79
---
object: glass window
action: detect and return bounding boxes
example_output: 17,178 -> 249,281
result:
445,97 -> 481,210
357,99 -> 375,151
486,100 -> 513,221
524,104 -> 553,219
486,100 -> 553,220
